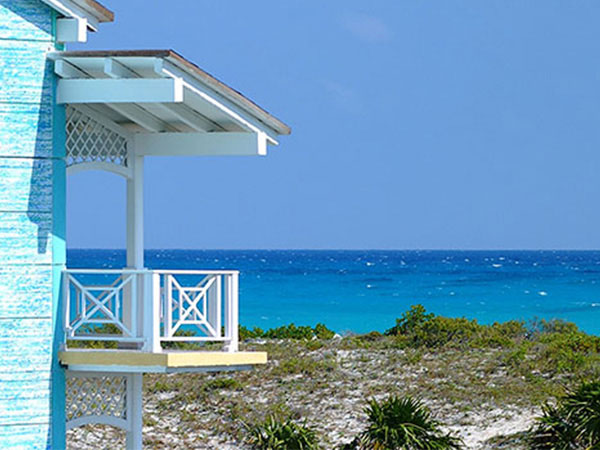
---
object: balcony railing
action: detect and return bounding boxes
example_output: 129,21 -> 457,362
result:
62,269 -> 239,352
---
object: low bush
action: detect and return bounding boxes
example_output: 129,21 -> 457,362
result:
272,355 -> 337,377
529,380 -> 600,449
67,323 -> 121,349
385,304 -> 526,349
240,323 -> 335,341
342,395 -> 462,449
203,377 -> 243,392
537,328 -> 600,373
247,416 -> 320,450
240,326 -> 266,340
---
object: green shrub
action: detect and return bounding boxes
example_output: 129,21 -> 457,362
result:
501,341 -> 532,370
537,328 -> 600,373
359,395 -> 462,449
67,323 -> 121,349
203,377 -> 243,392
385,305 -> 434,336
240,323 -> 336,341
536,318 -> 581,335
529,380 -> 600,448
475,320 -> 527,348
314,323 -> 335,340
358,331 -> 384,342
240,325 -> 266,341
385,305 -> 527,350
247,416 -> 320,450
385,305 -> 480,348
264,323 -> 315,340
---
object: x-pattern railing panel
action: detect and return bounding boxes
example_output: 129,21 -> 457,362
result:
63,269 -> 239,352
165,274 -> 219,338
65,272 -> 138,340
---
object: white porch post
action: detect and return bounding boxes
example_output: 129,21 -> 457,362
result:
126,151 -> 144,269
126,374 -> 144,450
123,149 -> 144,339
124,148 -> 145,450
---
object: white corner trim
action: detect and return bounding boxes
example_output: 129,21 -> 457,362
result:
56,18 -> 88,43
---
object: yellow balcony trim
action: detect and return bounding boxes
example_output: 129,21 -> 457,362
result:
59,350 -> 267,372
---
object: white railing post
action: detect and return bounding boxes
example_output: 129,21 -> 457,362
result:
208,275 -> 221,338
164,275 -> 172,338
129,273 -> 137,339
224,273 -> 239,352
122,275 -> 133,342
63,271 -> 70,348
142,272 -> 161,353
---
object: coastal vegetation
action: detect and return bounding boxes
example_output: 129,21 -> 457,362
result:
67,305 -> 600,449
529,380 -> 600,449
247,416 -> 320,450
341,396 -> 462,449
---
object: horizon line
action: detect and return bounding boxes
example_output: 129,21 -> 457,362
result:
66,247 -> 600,252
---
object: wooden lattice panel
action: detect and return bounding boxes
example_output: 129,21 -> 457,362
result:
65,106 -> 128,168
66,373 -> 128,429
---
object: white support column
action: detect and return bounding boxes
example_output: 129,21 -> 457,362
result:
123,144 -> 145,449
126,149 -> 144,269
126,374 -> 143,450
124,144 -> 145,345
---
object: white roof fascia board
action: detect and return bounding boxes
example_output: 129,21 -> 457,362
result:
56,78 -> 185,104
134,132 -> 268,157
41,0 -> 100,30
155,59 -> 280,145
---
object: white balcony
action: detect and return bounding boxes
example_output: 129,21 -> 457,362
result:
59,269 -> 266,373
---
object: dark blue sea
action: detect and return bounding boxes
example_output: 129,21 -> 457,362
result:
68,250 -> 600,335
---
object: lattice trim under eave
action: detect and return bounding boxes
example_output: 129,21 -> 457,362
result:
66,106 -> 128,169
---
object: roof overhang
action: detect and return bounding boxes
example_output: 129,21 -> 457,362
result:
50,50 -> 291,156
41,0 -> 114,31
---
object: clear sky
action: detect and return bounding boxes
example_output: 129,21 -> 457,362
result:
67,1 -> 600,250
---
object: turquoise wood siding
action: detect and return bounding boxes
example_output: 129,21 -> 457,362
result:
0,0 -> 65,448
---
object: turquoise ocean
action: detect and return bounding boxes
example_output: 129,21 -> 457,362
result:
68,250 -> 600,335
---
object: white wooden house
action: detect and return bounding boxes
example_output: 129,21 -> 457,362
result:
0,1 -> 290,448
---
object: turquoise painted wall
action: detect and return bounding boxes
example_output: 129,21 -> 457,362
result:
0,0 -> 66,448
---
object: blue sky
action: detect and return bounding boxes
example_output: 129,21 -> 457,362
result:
68,1 -> 600,250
